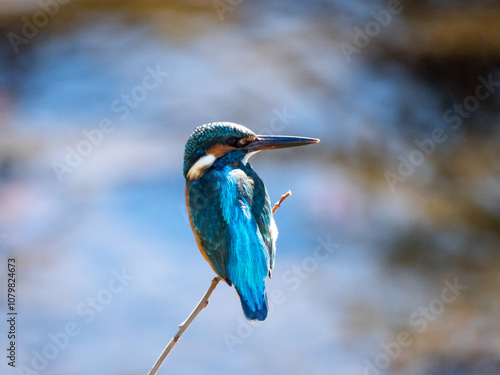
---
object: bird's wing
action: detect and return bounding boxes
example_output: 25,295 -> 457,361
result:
186,178 -> 230,282
246,166 -> 277,272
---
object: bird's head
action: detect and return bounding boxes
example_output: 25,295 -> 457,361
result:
183,122 -> 319,180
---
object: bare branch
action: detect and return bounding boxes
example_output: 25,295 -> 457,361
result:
148,276 -> 222,375
272,190 -> 292,215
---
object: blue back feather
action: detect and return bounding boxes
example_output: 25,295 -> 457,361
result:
219,167 -> 269,319
186,154 -> 274,321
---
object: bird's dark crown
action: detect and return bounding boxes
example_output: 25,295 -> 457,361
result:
183,122 -> 257,179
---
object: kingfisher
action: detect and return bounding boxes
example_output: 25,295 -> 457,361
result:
183,122 -> 319,321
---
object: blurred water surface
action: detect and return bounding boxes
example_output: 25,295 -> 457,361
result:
1,1 -> 499,374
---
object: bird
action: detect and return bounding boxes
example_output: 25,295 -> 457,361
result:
183,122 -> 319,321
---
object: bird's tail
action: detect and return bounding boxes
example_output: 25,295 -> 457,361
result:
235,286 -> 268,321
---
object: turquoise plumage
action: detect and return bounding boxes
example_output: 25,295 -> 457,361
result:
184,122 -> 318,320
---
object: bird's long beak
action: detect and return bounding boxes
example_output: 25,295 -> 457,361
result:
245,135 -> 320,151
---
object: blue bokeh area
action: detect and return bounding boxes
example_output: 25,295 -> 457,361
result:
1,1 -> 500,374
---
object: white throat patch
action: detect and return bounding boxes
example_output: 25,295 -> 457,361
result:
186,154 -> 217,180
242,151 -> 259,165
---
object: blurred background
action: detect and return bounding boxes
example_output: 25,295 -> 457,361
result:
1,0 -> 499,374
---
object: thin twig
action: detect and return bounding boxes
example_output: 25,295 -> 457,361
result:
148,276 -> 222,375
272,190 -> 292,214
149,191 -> 292,374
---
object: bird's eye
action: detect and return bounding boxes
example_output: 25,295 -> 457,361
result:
226,137 -> 239,147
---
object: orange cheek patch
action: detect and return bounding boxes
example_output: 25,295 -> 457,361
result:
207,144 -> 235,158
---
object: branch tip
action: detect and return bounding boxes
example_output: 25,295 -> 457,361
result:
272,190 -> 292,215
